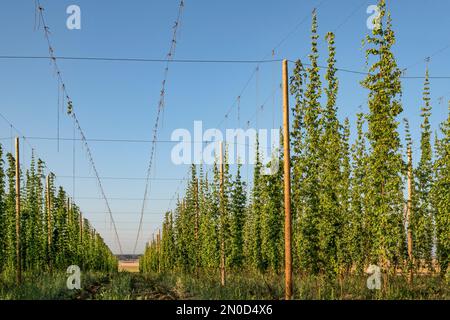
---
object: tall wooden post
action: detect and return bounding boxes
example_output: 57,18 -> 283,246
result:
46,175 -> 51,247
93,229 -> 97,249
194,177 -> 199,242
406,146 -> 413,284
219,141 -> 226,287
15,137 -> 22,285
67,197 -> 71,225
80,212 -> 83,243
194,176 -> 199,277
282,59 -> 293,300
46,174 -> 52,270
157,229 -> 161,273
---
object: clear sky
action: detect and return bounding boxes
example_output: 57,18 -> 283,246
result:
0,0 -> 449,254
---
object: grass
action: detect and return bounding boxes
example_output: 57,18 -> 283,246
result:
0,270 -> 109,300
1,269 -> 448,300
142,270 -> 450,300
95,272 -> 180,300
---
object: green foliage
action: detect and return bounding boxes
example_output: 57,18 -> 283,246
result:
0,143 -> 117,276
260,137 -> 284,272
229,163 -> 246,269
412,68 -> 434,270
432,102 -> 450,276
292,10 -> 324,275
247,139 -> 264,271
0,145 -> 5,272
317,31 -> 344,277
360,0 -> 405,271
199,171 -> 220,269
350,114 -> 370,273
140,0 -> 448,293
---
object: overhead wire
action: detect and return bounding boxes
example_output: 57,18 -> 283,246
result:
0,55 -> 282,64
405,43 -> 450,72
35,0 -> 123,254
57,175 -> 187,181
144,168 -> 191,245
1,56 -> 449,79
215,0 -> 330,130
7,0 -> 447,252
133,0 -> 185,254
75,197 -> 174,201
332,0 -> 370,33
88,211 -> 169,215
0,112 -> 103,235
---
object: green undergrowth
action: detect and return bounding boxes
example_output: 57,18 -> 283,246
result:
0,270 -> 112,300
141,270 -> 450,300
1,270 -> 448,300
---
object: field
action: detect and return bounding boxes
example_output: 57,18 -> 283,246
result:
0,0 -> 449,302
0,268 -> 448,300
118,260 -> 140,273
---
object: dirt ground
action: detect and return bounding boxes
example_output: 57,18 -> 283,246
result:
118,260 -> 140,273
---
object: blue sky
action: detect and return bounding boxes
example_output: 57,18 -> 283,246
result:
0,0 -> 449,254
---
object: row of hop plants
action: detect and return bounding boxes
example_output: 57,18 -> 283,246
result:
0,143 -> 117,277
140,0 -> 449,285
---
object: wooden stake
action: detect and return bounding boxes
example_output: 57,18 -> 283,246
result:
67,198 -> 71,224
407,146 -> 413,284
157,229 -> 161,273
80,212 -> 83,243
194,177 -> 199,241
93,229 -> 96,248
15,137 -> 21,285
194,176 -> 199,276
219,141 -> 226,287
46,174 -> 52,270
282,59 -> 293,300
46,175 -> 51,247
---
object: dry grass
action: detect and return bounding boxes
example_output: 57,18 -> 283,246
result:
118,260 -> 140,273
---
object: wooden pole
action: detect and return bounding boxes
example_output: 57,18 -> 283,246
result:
93,229 -> 96,249
67,197 -> 71,225
282,59 -> 293,300
15,137 -> 21,285
80,212 -> 83,243
194,177 -> 199,242
46,174 -> 52,270
46,175 -> 51,248
407,146 -> 413,284
194,176 -> 199,277
157,229 -> 161,273
219,141 -> 226,287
